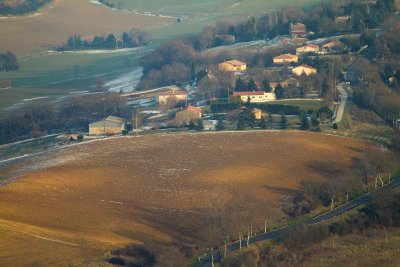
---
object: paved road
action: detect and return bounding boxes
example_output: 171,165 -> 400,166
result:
333,83 -> 348,123
199,177 -> 400,267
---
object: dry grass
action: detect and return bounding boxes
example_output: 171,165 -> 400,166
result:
0,131 -> 381,266
0,0 -> 171,55
304,228 -> 400,267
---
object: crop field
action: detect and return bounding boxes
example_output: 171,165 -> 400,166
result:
0,131 -> 382,266
0,0 -> 171,55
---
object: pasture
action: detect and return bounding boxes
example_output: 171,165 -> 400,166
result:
0,131 -> 381,266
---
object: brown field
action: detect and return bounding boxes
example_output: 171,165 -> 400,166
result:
0,0 -> 171,55
0,131 -> 381,266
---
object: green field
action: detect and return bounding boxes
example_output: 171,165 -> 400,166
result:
269,99 -> 328,110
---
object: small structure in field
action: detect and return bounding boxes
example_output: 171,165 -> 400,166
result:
290,23 -> 307,38
296,44 -> 319,55
252,108 -> 263,120
273,54 -> 299,64
218,60 -> 247,72
292,65 -> 317,76
89,115 -> 127,135
156,89 -> 188,105
233,91 -> 276,103
0,80 -> 11,89
175,105 -> 202,125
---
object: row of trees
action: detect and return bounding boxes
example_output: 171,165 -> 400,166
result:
0,51 -> 19,72
0,92 -> 126,144
59,29 -> 151,51
0,0 -> 51,15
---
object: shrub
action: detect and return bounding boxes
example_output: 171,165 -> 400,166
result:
77,134 -> 84,141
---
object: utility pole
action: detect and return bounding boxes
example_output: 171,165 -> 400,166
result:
227,86 -> 230,103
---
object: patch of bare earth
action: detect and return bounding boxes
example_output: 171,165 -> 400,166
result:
0,131 -> 381,266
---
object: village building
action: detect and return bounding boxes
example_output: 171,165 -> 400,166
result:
233,91 -> 276,103
273,54 -> 299,64
296,44 -> 319,55
270,78 -> 300,90
89,115 -> 127,135
156,89 -> 188,105
252,108 -> 263,120
322,40 -> 344,53
292,65 -> 317,76
218,60 -> 247,72
175,105 -> 202,125
290,23 -> 307,38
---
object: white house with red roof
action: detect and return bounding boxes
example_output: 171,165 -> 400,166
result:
233,91 -> 276,103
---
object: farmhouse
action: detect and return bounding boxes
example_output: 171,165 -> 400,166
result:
292,65 -> 317,76
273,54 -> 299,64
322,40 -> 344,53
233,91 -> 276,103
290,23 -> 307,38
176,105 -> 202,125
218,60 -> 247,72
89,115 -> 127,135
296,44 -> 319,55
270,78 -> 300,90
156,89 -> 188,105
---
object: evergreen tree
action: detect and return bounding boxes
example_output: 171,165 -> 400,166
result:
260,117 -> 267,129
235,77 -> 247,91
191,63 -> 196,82
216,118 -> 226,131
280,112 -> 287,129
275,84 -> 284,99
105,34 -> 117,49
262,78 -> 271,92
299,112 -> 310,130
247,78 -> 257,91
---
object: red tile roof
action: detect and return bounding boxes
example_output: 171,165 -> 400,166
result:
233,91 -> 264,96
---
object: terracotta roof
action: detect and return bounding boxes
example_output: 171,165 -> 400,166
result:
274,54 -> 297,60
223,59 -> 247,67
295,64 -> 317,71
106,115 -> 127,124
158,90 -> 187,96
306,44 -> 319,49
180,105 -> 202,114
233,91 -> 264,96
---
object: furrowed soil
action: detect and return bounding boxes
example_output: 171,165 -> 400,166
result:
0,131 -> 381,266
0,0 -> 171,54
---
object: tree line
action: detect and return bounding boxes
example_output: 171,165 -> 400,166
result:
0,0 -> 51,15
0,92 -> 127,145
58,29 -> 151,51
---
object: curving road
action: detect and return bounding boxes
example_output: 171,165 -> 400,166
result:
333,82 -> 348,124
199,177 -> 400,267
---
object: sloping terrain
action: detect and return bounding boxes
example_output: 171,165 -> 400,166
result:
0,131 -> 381,266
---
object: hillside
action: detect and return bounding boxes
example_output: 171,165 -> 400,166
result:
0,131 -> 383,266
0,0 -> 51,15
0,0 -> 171,54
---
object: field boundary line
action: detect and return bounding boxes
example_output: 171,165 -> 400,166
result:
0,223 -> 82,247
